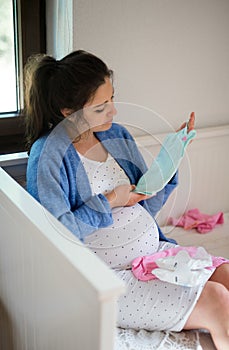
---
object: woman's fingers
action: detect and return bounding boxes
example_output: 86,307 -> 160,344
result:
177,112 -> 196,133
176,122 -> 186,132
187,112 -> 195,132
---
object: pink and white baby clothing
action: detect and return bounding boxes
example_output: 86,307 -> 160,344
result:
132,246 -> 229,287
169,208 -> 224,233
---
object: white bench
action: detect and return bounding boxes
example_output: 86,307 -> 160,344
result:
0,167 -> 125,350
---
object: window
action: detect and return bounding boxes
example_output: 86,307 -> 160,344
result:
0,0 -> 18,114
0,0 -> 46,155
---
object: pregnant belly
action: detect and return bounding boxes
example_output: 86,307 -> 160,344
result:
84,203 -> 159,269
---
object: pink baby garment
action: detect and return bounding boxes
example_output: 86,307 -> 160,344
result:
169,208 -> 224,233
132,246 -> 229,287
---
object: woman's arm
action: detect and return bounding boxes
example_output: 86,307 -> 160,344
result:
27,137 -> 114,241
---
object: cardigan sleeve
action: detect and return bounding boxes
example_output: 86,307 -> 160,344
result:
27,137 -> 114,242
57,193 -> 113,241
58,162 -> 114,240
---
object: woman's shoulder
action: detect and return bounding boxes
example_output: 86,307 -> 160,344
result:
29,132 -> 50,156
110,122 -> 132,136
28,132 -> 76,174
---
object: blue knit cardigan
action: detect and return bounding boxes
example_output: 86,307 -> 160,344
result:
27,122 -> 177,243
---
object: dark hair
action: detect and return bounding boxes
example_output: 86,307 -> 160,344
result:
24,50 -> 113,151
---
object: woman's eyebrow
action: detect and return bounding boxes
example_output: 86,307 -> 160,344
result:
93,90 -> 115,108
94,101 -> 108,108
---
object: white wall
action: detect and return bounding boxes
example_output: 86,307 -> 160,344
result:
47,0 -> 229,134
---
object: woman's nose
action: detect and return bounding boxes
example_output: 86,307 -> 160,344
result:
107,102 -> 117,117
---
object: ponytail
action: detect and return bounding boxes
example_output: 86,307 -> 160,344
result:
24,54 -> 64,151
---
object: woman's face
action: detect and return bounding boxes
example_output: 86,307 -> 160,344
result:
83,77 -> 117,132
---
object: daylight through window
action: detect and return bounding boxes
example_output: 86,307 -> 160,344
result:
0,0 -> 18,114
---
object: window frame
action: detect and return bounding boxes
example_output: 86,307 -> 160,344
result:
0,0 -> 46,154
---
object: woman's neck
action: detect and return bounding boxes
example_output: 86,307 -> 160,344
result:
73,131 -> 108,162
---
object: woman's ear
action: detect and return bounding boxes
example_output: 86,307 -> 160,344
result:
61,108 -> 74,117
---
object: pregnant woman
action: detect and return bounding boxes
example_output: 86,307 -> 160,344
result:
25,50 -> 229,350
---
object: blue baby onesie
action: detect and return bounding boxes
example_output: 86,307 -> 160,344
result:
134,126 -> 196,195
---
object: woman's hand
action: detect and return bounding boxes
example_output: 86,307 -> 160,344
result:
105,184 -> 152,208
177,111 -> 195,133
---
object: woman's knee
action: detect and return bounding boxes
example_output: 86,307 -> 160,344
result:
184,281 -> 229,330
209,279 -> 227,294
210,263 -> 229,290
202,281 -> 229,310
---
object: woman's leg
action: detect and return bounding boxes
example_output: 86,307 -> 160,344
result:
184,280 -> 229,350
209,263 -> 229,290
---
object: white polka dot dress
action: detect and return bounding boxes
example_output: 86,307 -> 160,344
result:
79,152 -> 211,331
82,153 -> 160,269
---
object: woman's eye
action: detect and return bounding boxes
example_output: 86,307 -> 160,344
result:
95,107 -> 105,113
94,96 -> 114,113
